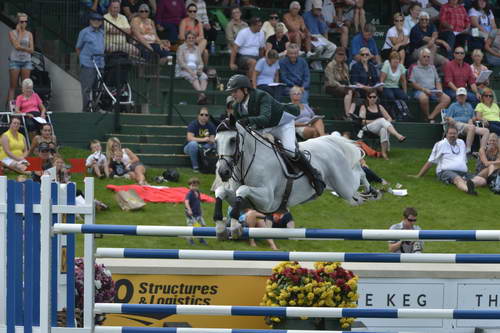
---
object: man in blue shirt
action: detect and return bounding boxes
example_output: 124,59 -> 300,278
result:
76,12 -> 105,112
409,11 -> 449,68
303,0 -> 337,61
184,107 -> 216,172
279,43 -> 310,103
444,87 -> 490,154
349,23 -> 381,65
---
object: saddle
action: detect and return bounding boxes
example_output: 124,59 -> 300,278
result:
261,134 -> 303,179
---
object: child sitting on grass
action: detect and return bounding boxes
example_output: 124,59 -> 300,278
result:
109,150 -> 130,179
85,139 -> 110,179
184,177 -> 208,246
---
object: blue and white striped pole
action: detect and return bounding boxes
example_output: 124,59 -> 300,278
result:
94,304 -> 500,320
94,327 -> 403,333
94,327 -> 402,333
96,248 -> 500,264
53,224 -> 500,241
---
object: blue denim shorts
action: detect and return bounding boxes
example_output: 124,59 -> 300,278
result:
9,60 -> 33,70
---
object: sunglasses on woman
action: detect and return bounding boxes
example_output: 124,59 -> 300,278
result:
368,95 -> 377,99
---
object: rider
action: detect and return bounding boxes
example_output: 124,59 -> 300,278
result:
225,74 -> 325,196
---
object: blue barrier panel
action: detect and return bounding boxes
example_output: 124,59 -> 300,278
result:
32,181 -> 41,326
23,181 -> 34,333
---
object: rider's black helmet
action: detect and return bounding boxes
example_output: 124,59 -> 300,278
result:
226,74 -> 252,91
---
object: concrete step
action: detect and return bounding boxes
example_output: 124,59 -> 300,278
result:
107,134 -> 186,144
120,124 -> 186,136
137,153 -> 190,167
122,142 -> 184,155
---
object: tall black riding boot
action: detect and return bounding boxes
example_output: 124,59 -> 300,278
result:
294,150 -> 325,196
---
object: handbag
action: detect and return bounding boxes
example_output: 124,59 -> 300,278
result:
115,190 -> 146,211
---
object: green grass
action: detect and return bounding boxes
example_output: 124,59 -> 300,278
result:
30,147 -> 500,256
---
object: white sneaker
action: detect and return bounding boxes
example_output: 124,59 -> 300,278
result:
306,51 -> 316,58
311,61 -> 323,71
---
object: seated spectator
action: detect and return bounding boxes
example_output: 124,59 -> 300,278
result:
443,46 -> 480,106
261,11 -> 288,40
106,137 -> 147,185
469,0 -> 496,40
265,23 -> 289,57
334,0 -> 366,34
229,16 -> 265,82
186,0 -> 217,47
325,47 -> 354,117
279,43 -> 310,103
0,117 -> 30,175
470,49 -> 493,98
350,47 -> 380,98
86,139 -> 110,178
484,27 -> 500,66
155,0 -> 185,44
183,107 -> 216,172
444,87 -> 489,153
400,0 -> 439,20
228,207 -> 278,249
131,4 -> 170,64
349,23 -> 381,65
253,50 -> 281,98
476,133 -> 500,180
104,0 -> 138,55
388,207 -> 423,253
15,78 -> 47,137
415,125 -> 486,194
358,91 -> 406,160
283,1 -> 312,55
438,0 -> 470,51
304,0 -> 337,63
380,51 -> 408,116
27,123 -> 57,157
403,2 -> 421,32
122,0 -> 156,21
179,3 -> 209,66
225,7 -> 248,49
176,31 -> 208,105
409,48 -> 450,122
7,13 -> 34,108
409,11 -> 449,68
475,88 -> 500,135
266,210 -> 295,229
381,13 -> 409,64
290,86 -> 326,139
44,155 -> 71,183
306,0 -> 348,48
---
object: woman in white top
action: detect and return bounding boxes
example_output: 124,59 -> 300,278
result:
403,2 -> 421,33
380,51 -> 408,103
106,137 -> 147,185
253,49 -> 280,98
381,13 -> 409,65
469,0 -> 496,39
176,31 -> 208,105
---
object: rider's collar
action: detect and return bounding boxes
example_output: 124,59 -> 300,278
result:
241,95 -> 250,115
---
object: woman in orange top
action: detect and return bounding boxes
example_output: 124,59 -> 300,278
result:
179,3 -> 208,66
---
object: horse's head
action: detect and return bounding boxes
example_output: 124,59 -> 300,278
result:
216,115 -> 239,182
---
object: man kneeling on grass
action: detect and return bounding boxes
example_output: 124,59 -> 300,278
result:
414,125 -> 486,195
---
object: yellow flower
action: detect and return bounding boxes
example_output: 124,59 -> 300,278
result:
307,292 -> 315,300
289,300 -> 296,306
272,317 -> 281,322
298,299 -> 304,305
341,323 -> 350,329
297,293 -> 304,299
279,300 -> 287,306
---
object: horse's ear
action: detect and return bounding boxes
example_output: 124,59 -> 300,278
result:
229,114 -> 236,127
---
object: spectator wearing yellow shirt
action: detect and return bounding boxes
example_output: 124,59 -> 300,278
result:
104,0 -> 138,56
475,88 -> 500,135
0,117 -> 30,174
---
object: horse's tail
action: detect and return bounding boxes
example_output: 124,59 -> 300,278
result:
322,134 -> 363,169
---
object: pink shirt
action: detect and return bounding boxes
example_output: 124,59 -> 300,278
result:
15,92 -> 42,114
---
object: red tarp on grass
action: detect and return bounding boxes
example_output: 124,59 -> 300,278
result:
106,185 -> 215,203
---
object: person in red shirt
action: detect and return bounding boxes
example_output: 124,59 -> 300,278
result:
15,78 -> 46,137
438,0 -> 471,53
443,46 -> 481,106
156,0 -> 186,43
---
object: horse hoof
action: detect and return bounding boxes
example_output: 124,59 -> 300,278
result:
215,220 -> 228,241
230,218 -> 243,240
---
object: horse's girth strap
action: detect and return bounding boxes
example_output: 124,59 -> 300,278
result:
278,178 -> 294,212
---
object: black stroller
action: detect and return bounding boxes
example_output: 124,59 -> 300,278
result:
88,51 -> 134,112
30,51 -> 51,108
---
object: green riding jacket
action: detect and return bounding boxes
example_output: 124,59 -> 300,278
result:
232,89 -> 299,129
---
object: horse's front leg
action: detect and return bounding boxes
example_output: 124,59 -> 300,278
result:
229,185 -> 275,239
214,185 -> 230,241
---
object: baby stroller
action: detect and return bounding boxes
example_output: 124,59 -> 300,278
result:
30,51 -> 51,108
88,52 -> 133,112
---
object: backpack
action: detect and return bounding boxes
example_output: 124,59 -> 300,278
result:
487,170 -> 500,194
198,145 -> 218,174
386,100 -> 412,122
162,168 -> 180,182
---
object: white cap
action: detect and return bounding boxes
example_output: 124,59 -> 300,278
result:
456,87 -> 467,96
418,11 -> 430,19
312,0 -> 323,9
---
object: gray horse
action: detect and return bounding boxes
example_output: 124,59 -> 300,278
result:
213,119 -> 378,239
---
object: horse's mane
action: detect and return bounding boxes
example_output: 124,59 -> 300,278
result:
216,118 -> 234,133
321,135 -> 362,169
